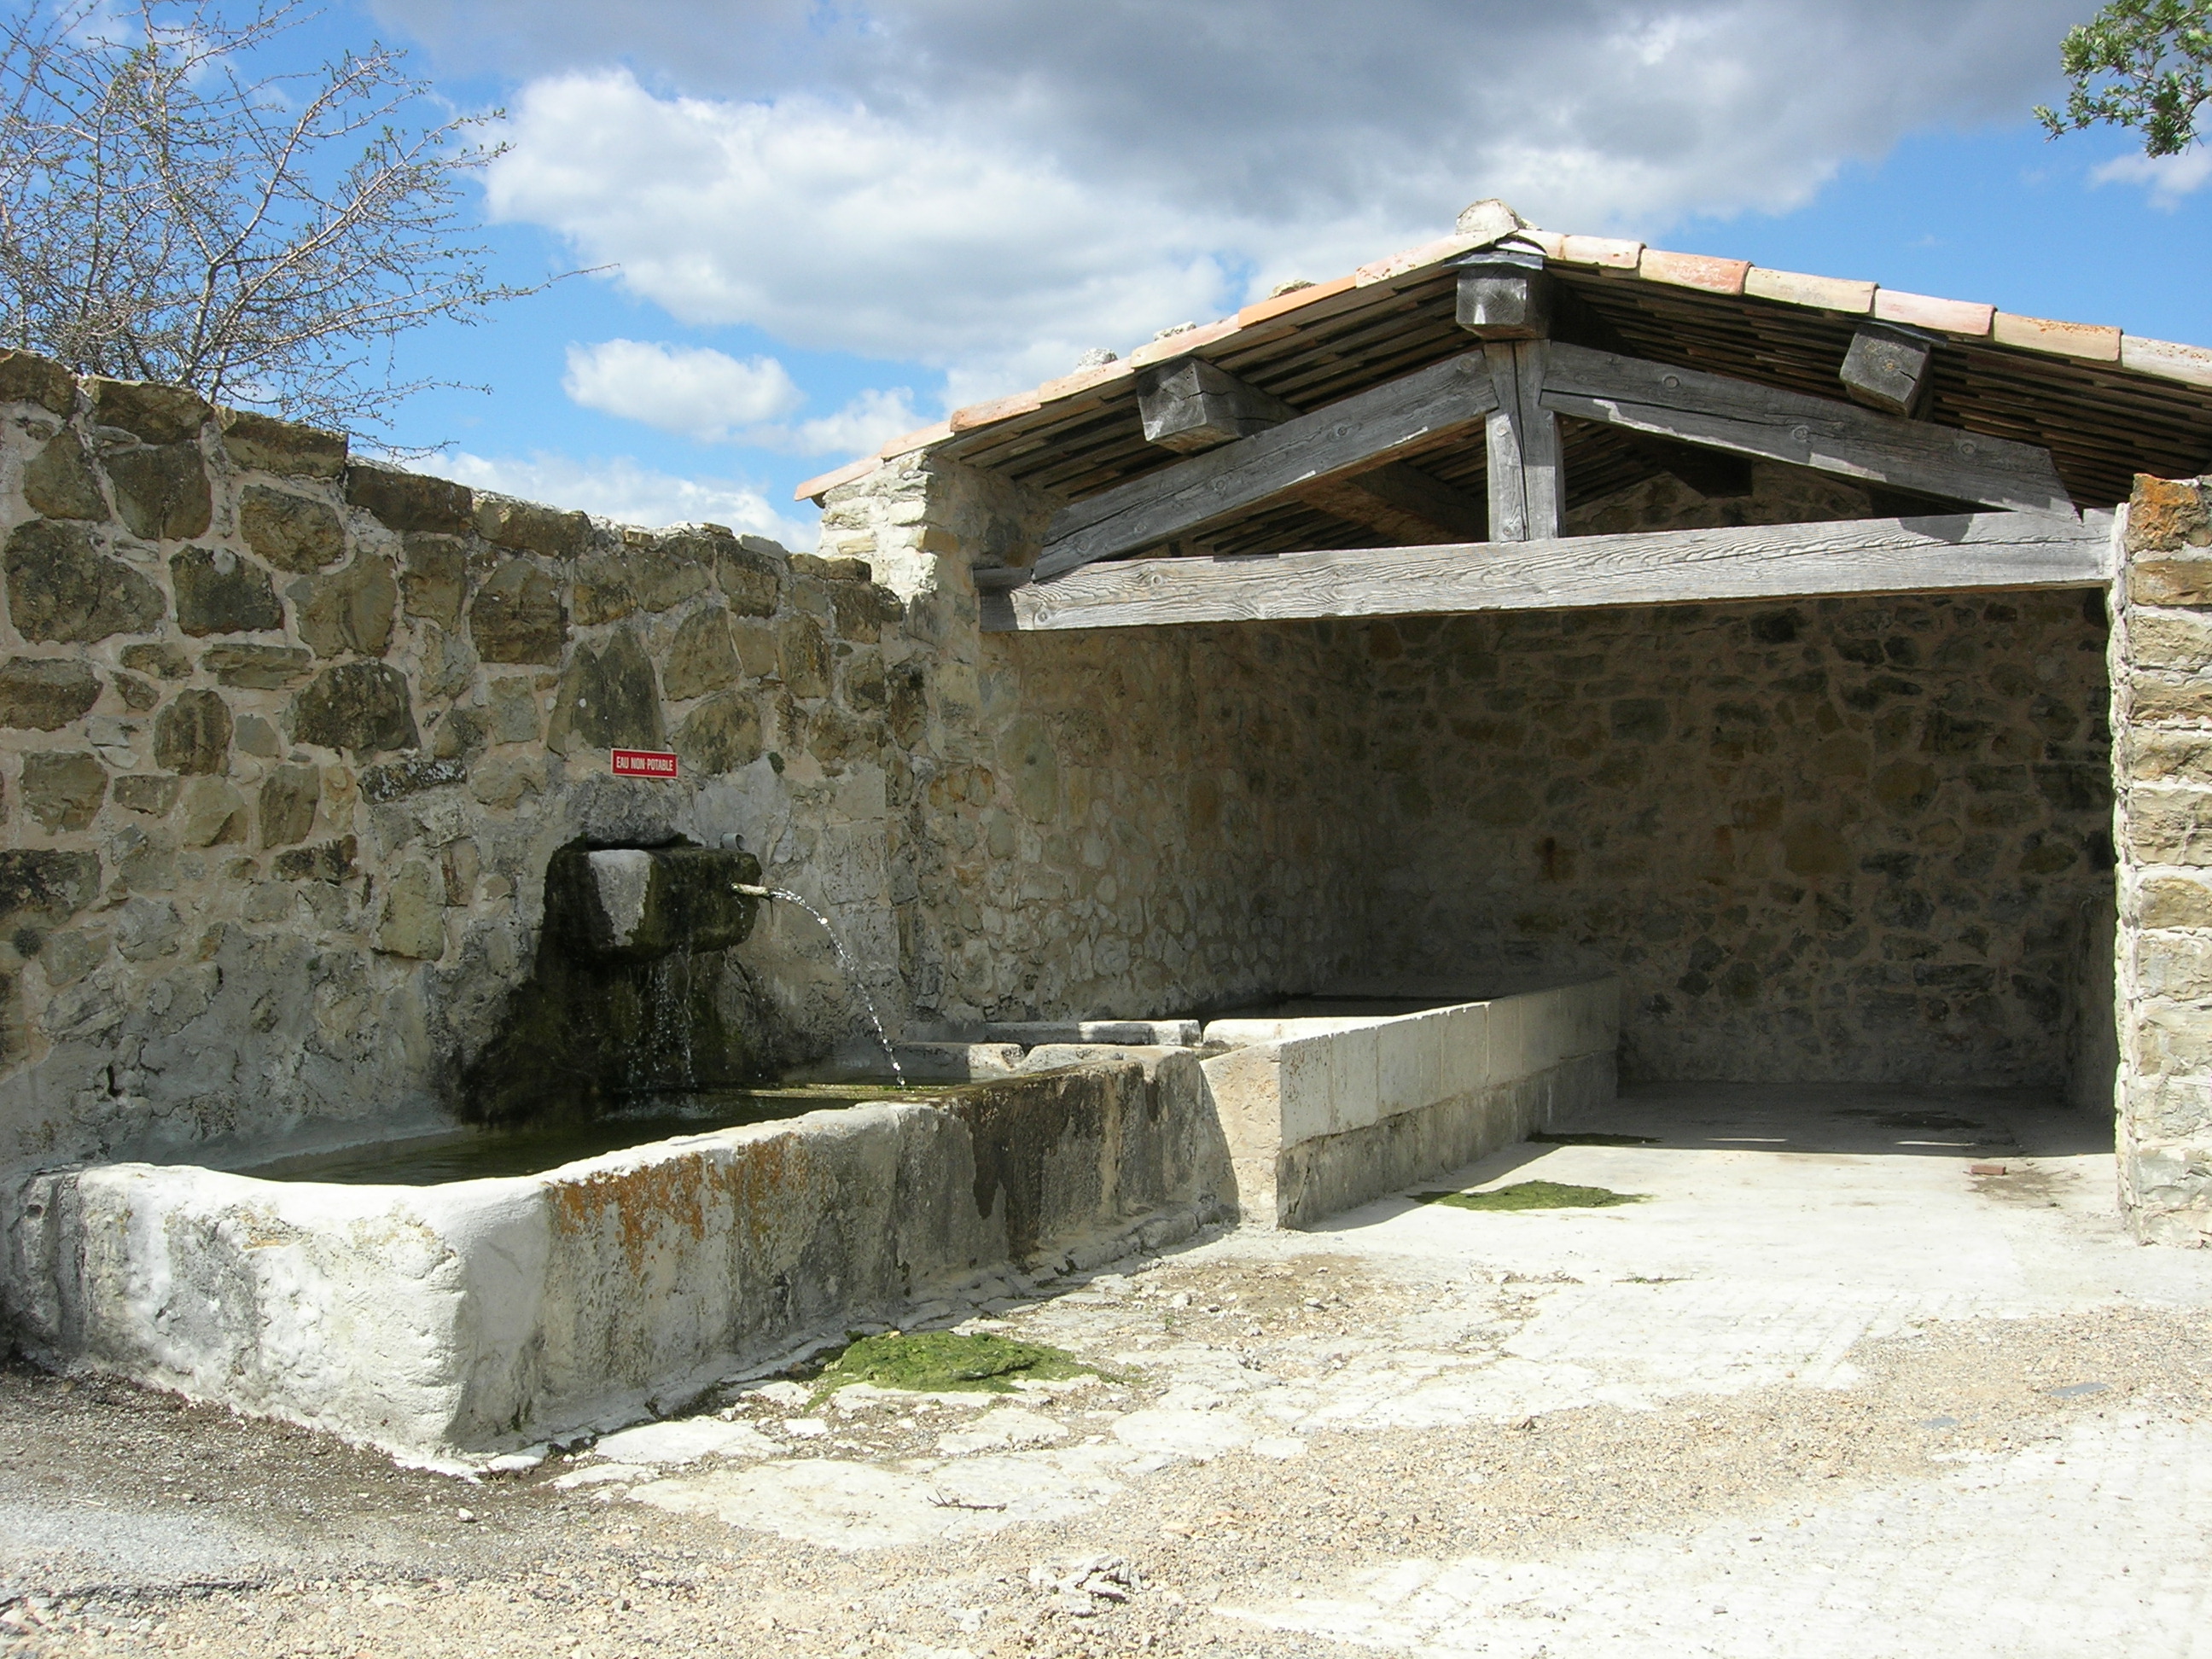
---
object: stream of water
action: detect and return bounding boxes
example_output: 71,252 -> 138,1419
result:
750,886 -> 906,1088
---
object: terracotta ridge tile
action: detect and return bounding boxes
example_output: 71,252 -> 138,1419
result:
794,453 -> 879,503
2121,335 -> 2212,388
1126,317 -> 1243,370
1743,267 -> 1877,315
1554,234 -> 1644,270
1237,274 -> 1358,329
878,419 -> 954,457
1355,232 -> 1484,287
1037,358 -> 1138,405
1639,247 -> 1751,295
1872,289 -> 1995,336
949,393 -> 1041,434
1991,311 -> 2123,362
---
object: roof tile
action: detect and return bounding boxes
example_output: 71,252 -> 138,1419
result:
1556,234 -> 1643,269
1355,233 -> 1483,287
1873,289 -> 1994,336
2121,335 -> 2212,389
949,392 -> 1041,433
1991,311 -> 2123,363
1126,316 -> 1243,369
880,419 -> 952,458
1639,248 -> 1751,295
1037,358 -> 1138,405
1743,267 -> 1876,315
795,453 -> 879,503
1237,274 -> 1358,329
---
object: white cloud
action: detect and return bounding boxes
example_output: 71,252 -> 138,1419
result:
562,338 -> 801,439
2093,146 -> 2212,208
438,449 -> 817,546
770,387 -> 925,457
486,73 -> 1237,393
455,0 -> 2085,410
560,337 -> 925,456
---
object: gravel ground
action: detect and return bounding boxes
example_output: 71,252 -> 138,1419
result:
3,1279 -> 2207,1657
6,1087 -> 2209,1658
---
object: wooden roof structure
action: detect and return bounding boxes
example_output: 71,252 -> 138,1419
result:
796,207 -> 2204,632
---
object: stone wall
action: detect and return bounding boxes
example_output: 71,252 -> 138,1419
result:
0,353 -> 926,1170
0,358 -> 1374,1177
817,454 -> 1369,1027
2113,475 -> 2212,1243
1346,589 -> 2115,1085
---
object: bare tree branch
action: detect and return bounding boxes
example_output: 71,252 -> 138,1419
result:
0,0 -> 562,441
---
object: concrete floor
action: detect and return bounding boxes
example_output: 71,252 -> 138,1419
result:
5,1082 -> 2211,1657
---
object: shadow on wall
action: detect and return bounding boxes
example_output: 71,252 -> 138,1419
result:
461,837 -> 788,1124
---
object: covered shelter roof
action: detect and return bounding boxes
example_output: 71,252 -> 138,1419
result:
796,207 -> 2212,632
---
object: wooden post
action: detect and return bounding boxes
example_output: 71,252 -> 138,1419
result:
1484,341 -> 1561,541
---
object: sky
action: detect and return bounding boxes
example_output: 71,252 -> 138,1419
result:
292,0 -> 2212,550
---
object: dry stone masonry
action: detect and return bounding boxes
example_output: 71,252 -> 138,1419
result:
0,342 -> 2186,1241
2114,475 -> 2212,1244
0,352 -> 918,1170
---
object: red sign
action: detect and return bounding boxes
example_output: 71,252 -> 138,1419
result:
611,748 -> 679,779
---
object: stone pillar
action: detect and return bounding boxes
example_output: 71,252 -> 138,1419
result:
2114,474 -> 2212,1244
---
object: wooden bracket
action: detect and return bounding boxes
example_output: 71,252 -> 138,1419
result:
1839,322 -> 1938,417
1138,358 -> 1299,452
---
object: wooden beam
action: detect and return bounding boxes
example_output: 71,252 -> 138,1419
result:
1294,461 -> 1489,543
1138,358 -> 1300,452
1484,341 -> 1562,540
1033,350 -> 1499,582
982,511 -> 2111,632
1540,341 -> 2073,515
1838,322 -> 1936,416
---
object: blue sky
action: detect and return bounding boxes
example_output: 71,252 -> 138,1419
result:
293,1 -> 2212,548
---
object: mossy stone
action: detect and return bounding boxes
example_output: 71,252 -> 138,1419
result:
23,430 -> 106,520
0,658 -> 101,730
240,485 -> 345,573
4,521 -> 166,643
107,443 -> 212,540
172,546 -> 282,636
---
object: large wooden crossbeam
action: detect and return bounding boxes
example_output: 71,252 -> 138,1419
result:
1030,352 -> 1499,583
1539,342 -> 2072,515
982,511 -> 2110,632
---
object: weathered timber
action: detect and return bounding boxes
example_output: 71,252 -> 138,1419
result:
1839,322 -> 1936,416
1138,358 -> 1300,451
1540,341 -> 2074,515
1294,461 -> 1488,543
1456,263 -> 1552,339
1484,341 -> 1562,540
983,511 -> 2111,632
1033,351 -> 1500,581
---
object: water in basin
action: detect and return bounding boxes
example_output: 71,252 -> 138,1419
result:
236,1080 -> 951,1185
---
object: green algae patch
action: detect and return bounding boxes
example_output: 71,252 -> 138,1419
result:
1527,1130 -> 1658,1147
1417,1179 -> 1648,1212
810,1331 -> 1096,1399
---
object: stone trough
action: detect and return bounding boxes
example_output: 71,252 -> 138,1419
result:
0,1054 -> 1230,1462
0,977 -> 1615,1462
